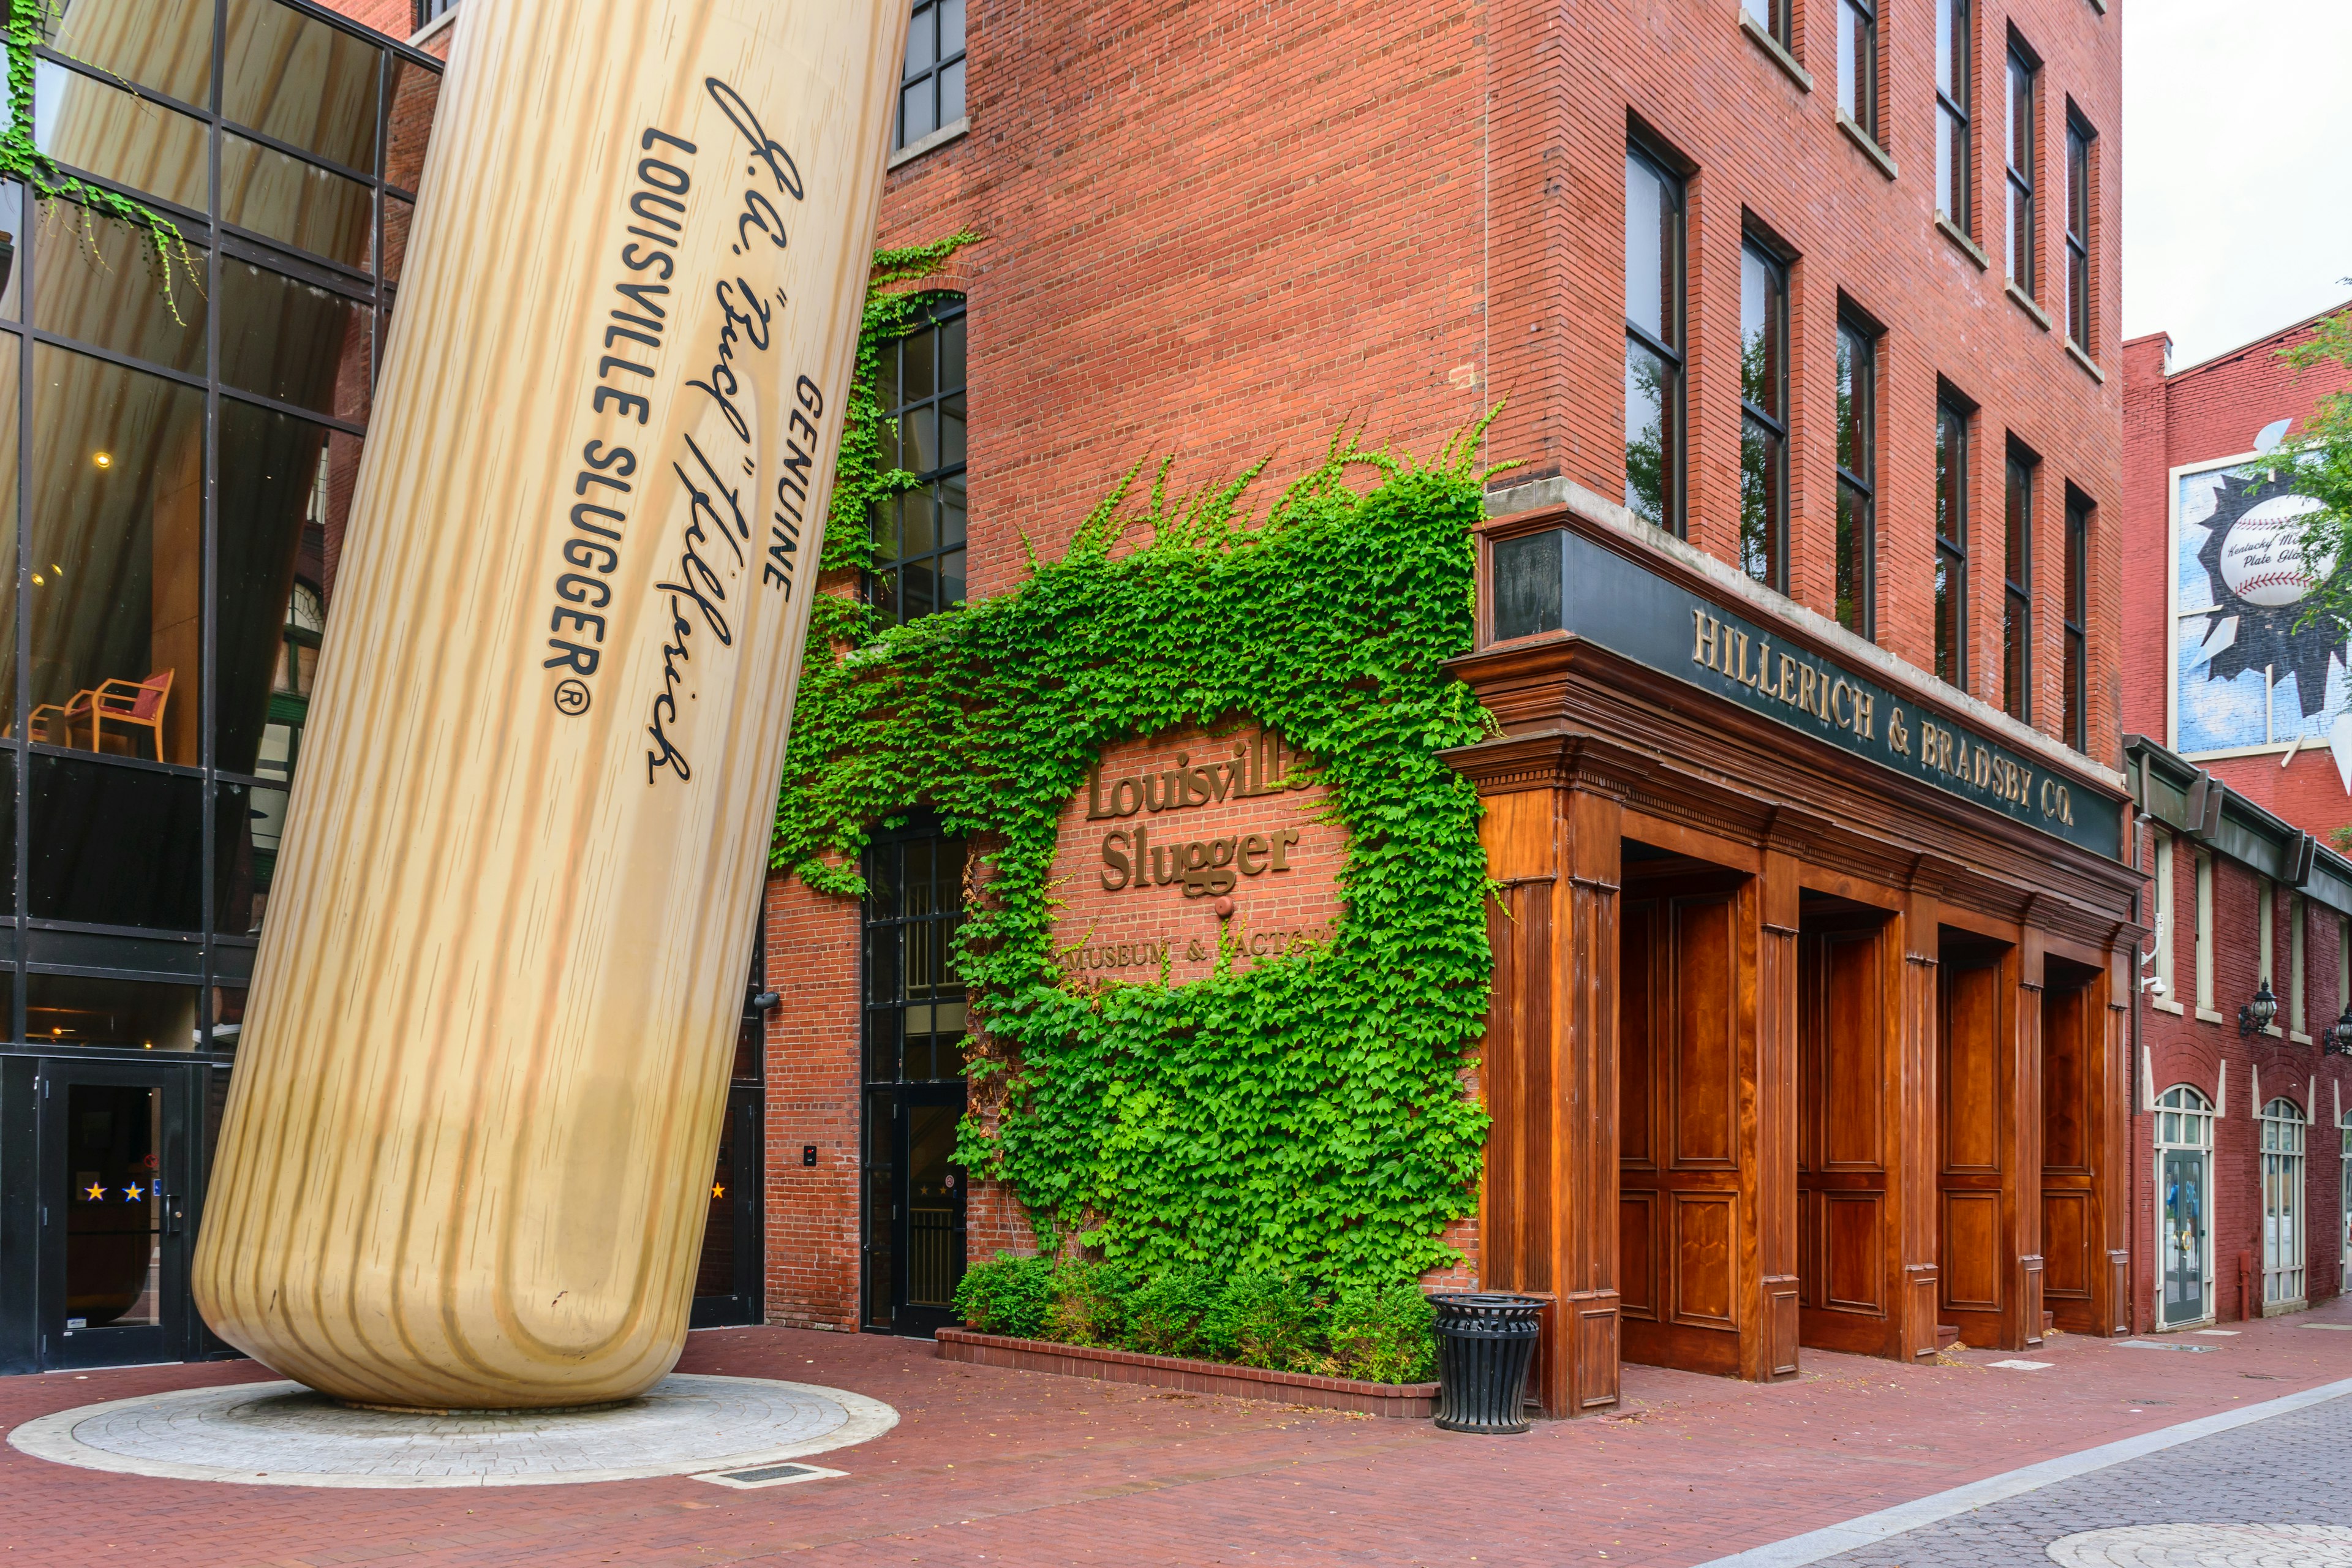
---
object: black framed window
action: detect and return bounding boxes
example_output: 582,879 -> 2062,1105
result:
1937,0 -> 1972,232
2065,115 -> 2094,351
869,296 -> 967,624
1739,238 -> 1789,593
897,0 -> 968,151
1742,0 -> 1793,51
414,0 -> 458,27
1835,317 -> 1877,639
0,1 -> 440,1052
1840,0 -> 1880,141
2064,490 -> 2089,752
2003,451 -> 2035,721
862,831 -> 968,1087
1936,398 -> 1970,687
1624,140 -> 1685,536
2007,47 -> 2037,294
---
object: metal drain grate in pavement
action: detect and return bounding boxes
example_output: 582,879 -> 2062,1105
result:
691,1461 -> 846,1490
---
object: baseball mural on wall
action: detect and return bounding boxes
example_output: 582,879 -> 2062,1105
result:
191,0 -> 910,1411
2173,431 -> 2352,781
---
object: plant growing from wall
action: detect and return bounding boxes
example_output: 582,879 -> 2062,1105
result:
3,0 -> 200,315
775,253 -> 1496,1281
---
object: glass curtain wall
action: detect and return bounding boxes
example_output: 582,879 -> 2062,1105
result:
0,0 -> 439,1050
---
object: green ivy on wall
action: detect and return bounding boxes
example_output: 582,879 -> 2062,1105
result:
4,0 -> 201,315
774,243 -> 1497,1284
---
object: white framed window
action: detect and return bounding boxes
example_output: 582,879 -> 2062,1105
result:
2289,893 -> 2306,1037
2155,1085 -> 2213,1328
2259,1097 -> 2305,1309
2194,850 -> 2215,1016
2342,1108 -> 2351,1297
2153,832 -> 2178,1008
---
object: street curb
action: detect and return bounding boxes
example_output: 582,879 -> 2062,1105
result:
1687,1373 -> 2352,1568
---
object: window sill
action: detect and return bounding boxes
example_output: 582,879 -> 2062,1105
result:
2195,1006 -> 2226,1025
2263,1023 -> 2283,1039
2006,281 -> 2052,331
889,116 -> 969,171
1935,213 -> 1989,271
2290,1030 -> 2312,1045
2065,339 -> 2106,383
2152,997 -> 2185,1016
409,5 -> 458,48
1836,112 -> 1898,180
1740,12 -> 1812,91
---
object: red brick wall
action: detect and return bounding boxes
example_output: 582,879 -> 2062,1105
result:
2129,823 -> 2352,1330
763,869 -> 865,1331
2119,312 -> 2352,834
775,0 -> 2125,1327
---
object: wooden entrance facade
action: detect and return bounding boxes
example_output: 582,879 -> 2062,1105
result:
1451,500 -> 2142,1417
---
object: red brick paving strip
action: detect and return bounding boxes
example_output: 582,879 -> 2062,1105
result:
5,1305 -> 2350,1567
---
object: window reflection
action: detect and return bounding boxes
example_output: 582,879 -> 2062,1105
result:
35,61 -> 210,214
214,780 -> 287,935
0,181 -> 20,319
29,345 -> 205,766
383,195 -> 413,284
222,0 -> 383,174
36,198 -> 209,374
45,0 -> 216,108
27,972 -> 200,1050
222,135 -> 375,270
385,59 -> 439,191
216,401 -> 355,776
209,985 -> 249,1050
30,754 -> 205,927
220,261 -> 370,421
0,335 -> 18,719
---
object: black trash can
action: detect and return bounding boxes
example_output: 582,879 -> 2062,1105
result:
1429,1292 -> 1543,1433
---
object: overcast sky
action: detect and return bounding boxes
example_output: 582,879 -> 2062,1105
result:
2122,0 -> 2352,369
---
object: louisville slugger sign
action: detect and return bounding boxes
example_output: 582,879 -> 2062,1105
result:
194,0 -> 910,1411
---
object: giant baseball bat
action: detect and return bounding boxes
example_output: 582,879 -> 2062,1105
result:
192,0 -> 907,1411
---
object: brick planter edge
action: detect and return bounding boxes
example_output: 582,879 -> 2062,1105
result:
933,1328 -> 1439,1419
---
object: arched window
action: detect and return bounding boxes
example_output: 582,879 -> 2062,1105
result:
2155,1085 -> 2214,1328
869,295 -> 967,625
2259,1097 -> 2306,1308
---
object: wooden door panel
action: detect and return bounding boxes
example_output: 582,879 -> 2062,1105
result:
1942,1192 -> 2002,1311
2041,985 -> 2089,1174
1620,1191 -> 1658,1321
1825,933 -> 1885,1170
1824,1193 -> 1885,1313
1671,897 -> 1738,1170
1942,965 -> 2000,1174
2042,1191 -> 2092,1300
1672,1192 -> 1738,1329
1621,901 -> 1657,1171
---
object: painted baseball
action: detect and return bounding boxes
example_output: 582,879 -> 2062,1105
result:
2220,494 -> 2332,607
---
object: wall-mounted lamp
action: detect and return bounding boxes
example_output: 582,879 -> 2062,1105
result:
752,990 -> 780,1013
2238,979 -> 2278,1037
2325,1006 -> 2352,1058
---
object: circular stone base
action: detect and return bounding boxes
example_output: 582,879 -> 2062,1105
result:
2048,1525 -> 2352,1567
6,1374 -> 897,1488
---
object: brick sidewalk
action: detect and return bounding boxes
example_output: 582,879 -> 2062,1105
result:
5,1303 -> 2351,1568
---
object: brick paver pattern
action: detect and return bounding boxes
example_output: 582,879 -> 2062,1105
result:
4,1303 -> 2351,1567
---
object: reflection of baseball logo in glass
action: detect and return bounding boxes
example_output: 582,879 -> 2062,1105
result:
2193,470 -> 2346,726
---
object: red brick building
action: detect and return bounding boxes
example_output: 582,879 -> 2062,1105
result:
2120,308 -> 2352,1333
761,0 -> 2143,1414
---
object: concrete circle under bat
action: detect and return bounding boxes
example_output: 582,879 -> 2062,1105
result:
6,1373 -> 897,1488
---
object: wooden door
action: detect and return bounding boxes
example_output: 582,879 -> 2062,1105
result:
2038,978 -> 2100,1333
1938,957 -> 2010,1347
1796,922 -> 1903,1357
1621,884 -> 1751,1378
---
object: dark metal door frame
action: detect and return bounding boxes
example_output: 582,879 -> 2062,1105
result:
862,1081 -> 967,1338
690,1084 -> 764,1329
36,1058 -> 199,1370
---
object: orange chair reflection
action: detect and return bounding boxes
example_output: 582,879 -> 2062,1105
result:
34,669 -> 175,760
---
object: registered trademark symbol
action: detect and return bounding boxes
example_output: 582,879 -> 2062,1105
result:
553,679 -> 591,717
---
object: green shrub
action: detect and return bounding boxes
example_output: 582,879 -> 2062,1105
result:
1204,1270 -> 1321,1371
1121,1265 -> 1219,1359
1325,1281 -> 1437,1383
1044,1260 -> 1137,1347
952,1254 -> 1055,1340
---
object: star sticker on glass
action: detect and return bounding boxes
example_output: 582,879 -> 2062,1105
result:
83,1182 -> 105,1202
122,1183 -> 144,1202
712,1183 -> 726,1199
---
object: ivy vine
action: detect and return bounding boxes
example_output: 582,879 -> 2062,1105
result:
4,0 -> 200,318
774,246 -> 1499,1280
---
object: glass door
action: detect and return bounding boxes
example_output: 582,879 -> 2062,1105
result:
2160,1148 -> 2206,1328
689,1085 -> 763,1327
39,1061 -> 195,1369
863,1082 -> 967,1338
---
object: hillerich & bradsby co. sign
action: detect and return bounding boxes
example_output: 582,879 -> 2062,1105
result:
1049,723 -> 1341,984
